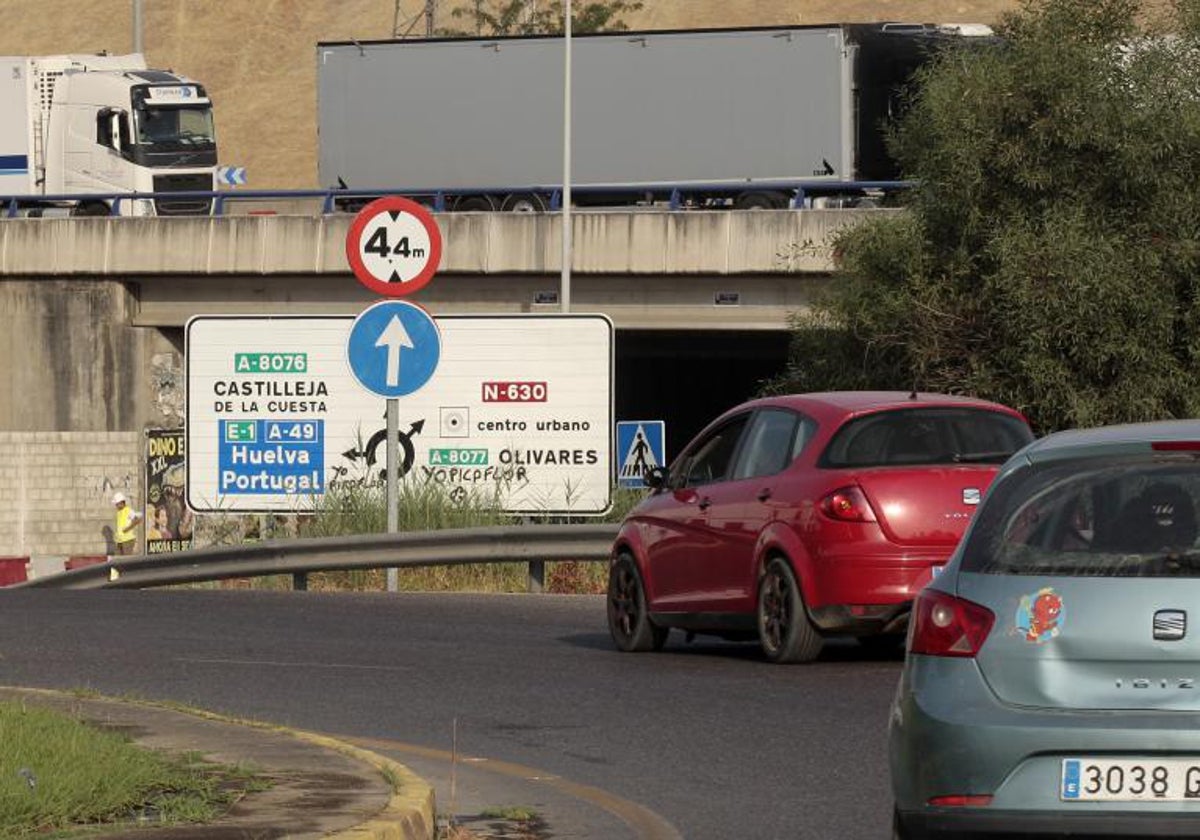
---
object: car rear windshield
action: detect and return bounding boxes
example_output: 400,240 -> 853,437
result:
818,407 -> 1032,469
962,454 -> 1200,576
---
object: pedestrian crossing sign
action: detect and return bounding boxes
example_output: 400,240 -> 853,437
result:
616,420 -> 666,489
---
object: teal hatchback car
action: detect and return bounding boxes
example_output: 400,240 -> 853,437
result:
890,421 -> 1200,838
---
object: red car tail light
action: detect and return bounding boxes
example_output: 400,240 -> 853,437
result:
820,486 -> 878,523
1152,441 -> 1200,451
909,589 -> 994,657
927,795 -> 993,808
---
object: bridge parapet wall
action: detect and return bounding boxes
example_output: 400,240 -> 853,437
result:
0,209 -> 893,277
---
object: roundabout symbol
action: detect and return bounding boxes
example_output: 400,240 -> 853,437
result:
340,419 -> 426,485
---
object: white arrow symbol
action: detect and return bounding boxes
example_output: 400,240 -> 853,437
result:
375,315 -> 414,387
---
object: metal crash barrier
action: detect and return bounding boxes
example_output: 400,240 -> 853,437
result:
16,524 -> 619,591
0,180 -> 911,218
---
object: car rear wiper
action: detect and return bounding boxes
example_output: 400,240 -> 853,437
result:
951,451 -> 1015,464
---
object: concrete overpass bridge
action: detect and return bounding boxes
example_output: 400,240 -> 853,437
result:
1,209 -> 880,427
0,209 -> 882,560
1,209 -> 866,328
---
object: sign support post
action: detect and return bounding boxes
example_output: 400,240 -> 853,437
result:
561,0 -> 572,315
346,299 -> 443,592
346,196 -> 444,593
386,398 -> 399,589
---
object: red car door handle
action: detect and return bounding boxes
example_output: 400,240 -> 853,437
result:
757,488 -> 772,502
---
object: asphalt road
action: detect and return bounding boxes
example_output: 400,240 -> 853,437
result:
0,590 -> 903,839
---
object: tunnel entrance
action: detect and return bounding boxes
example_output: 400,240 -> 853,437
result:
615,329 -> 792,464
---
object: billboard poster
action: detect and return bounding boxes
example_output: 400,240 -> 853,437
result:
145,428 -> 195,554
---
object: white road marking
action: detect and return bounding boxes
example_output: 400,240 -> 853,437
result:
176,657 -> 412,672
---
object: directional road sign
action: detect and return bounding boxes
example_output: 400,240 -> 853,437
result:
345,196 -> 443,297
347,300 -> 441,398
187,314 -> 613,514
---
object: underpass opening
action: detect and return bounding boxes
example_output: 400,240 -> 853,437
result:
615,330 -> 791,464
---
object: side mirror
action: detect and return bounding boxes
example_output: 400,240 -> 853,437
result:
97,109 -> 128,153
644,466 -> 668,490
116,112 -> 132,155
95,108 -> 115,148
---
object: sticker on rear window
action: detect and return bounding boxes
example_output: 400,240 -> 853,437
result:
1015,587 -> 1065,644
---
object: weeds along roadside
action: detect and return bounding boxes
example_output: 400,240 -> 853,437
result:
190,482 -> 648,595
0,700 -> 266,838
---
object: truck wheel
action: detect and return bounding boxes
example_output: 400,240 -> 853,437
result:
757,557 -> 823,663
734,191 -> 787,210
72,201 -> 110,217
501,193 -> 546,213
454,195 -> 496,212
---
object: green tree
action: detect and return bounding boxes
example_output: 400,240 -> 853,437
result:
441,0 -> 643,36
767,0 -> 1200,433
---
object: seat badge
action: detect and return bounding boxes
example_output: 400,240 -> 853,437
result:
1154,610 -> 1187,642
963,488 -> 982,506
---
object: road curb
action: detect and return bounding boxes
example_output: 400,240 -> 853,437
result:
1,688 -> 437,840
142,700 -> 439,840
294,729 -> 437,840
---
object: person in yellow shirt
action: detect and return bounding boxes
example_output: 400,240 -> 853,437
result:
112,493 -> 143,556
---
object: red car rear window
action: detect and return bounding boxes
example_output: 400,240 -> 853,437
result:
818,407 -> 1032,469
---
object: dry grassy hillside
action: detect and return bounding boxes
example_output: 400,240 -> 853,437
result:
0,0 -> 1025,187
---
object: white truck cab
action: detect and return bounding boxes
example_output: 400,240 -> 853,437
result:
1,53 -> 217,216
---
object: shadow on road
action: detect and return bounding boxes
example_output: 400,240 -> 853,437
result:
558,631 -> 906,664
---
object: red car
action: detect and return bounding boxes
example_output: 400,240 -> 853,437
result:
607,391 -> 1033,662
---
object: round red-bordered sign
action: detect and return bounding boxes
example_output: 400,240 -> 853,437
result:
345,196 -> 443,297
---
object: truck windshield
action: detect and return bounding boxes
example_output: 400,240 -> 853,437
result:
135,106 -> 215,149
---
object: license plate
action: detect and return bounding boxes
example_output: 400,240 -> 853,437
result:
1061,758 -> 1200,801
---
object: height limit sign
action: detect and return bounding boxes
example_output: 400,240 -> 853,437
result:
346,196 -> 443,297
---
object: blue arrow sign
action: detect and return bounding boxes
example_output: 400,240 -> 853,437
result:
347,300 -> 441,398
217,165 -> 247,186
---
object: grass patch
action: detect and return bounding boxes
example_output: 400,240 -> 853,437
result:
379,764 -> 402,793
480,805 -> 538,821
0,701 -> 264,838
439,805 -> 546,840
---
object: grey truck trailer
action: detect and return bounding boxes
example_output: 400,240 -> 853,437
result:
316,23 -> 991,212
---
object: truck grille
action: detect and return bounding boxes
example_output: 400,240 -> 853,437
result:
152,173 -> 214,216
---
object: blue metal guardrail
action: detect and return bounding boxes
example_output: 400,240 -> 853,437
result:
1,180 -> 912,218
15,523 -> 621,592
